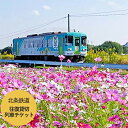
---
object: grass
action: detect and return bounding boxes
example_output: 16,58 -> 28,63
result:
35,65 -> 128,74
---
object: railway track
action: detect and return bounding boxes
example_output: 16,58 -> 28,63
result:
0,59 -> 128,69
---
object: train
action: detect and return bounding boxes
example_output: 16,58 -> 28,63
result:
12,32 -> 87,62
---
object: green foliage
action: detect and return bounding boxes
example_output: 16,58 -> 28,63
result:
85,49 -> 128,64
123,46 -> 128,54
0,53 -> 14,60
92,41 -> 123,54
87,44 -> 94,51
1,47 -> 12,55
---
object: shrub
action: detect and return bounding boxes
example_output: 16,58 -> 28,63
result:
0,54 -> 14,60
85,49 -> 128,64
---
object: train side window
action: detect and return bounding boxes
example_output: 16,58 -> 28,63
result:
30,43 -> 33,48
82,36 -> 87,46
24,44 -> 26,48
28,43 -> 31,48
37,43 -> 39,48
75,38 -> 80,46
42,40 -> 44,47
68,36 -> 73,43
43,40 -> 47,47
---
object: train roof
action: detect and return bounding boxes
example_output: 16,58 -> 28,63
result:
13,32 -> 87,40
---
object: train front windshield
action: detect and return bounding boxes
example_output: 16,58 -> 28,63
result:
67,36 -> 73,43
81,36 -> 87,46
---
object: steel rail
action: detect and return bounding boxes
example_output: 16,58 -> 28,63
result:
0,59 -> 128,69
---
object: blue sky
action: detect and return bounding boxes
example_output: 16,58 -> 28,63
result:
0,0 -> 128,49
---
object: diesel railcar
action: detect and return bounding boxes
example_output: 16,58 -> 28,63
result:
12,32 -> 87,62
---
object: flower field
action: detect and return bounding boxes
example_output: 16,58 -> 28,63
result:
0,65 -> 128,128
84,49 -> 128,64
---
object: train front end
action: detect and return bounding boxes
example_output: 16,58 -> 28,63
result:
63,32 -> 87,62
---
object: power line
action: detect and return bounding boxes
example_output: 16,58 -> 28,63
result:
0,16 -> 67,40
71,12 -> 128,17
71,8 -> 128,17
1,8 -> 128,40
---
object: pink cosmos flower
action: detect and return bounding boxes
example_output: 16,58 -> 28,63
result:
118,98 -> 127,105
75,107 -> 80,111
58,55 -> 65,61
94,57 -> 102,62
61,107 -> 68,112
77,122 -> 92,128
78,74 -> 87,83
106,89 -> 120,101
92,65 -> 98,70
72,84 -> 82,93
124,123 -> 128,128
29,89 -> 42,100
109,124 -> 121,128
53,121 -> 63,127
67,59 -> 71,63
2,88 -> 14,95
28,113 -> 42,127
42,94 -> 49,100
101,105 -> 107,109
0,79 -> 7,88
95,123 -> 99,127
108,115 -> 120,122
92,93 -> 102,102
0,124 -> 6,128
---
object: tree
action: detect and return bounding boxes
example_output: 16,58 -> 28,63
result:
92,41 -> 123,54
123,46 -> 128,54
87,44 -> 94,51
1,47 -> 12,54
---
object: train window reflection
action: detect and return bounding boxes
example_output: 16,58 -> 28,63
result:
75,38 -> 80,46
82,36 -> 87,46
68,36 -> 73,43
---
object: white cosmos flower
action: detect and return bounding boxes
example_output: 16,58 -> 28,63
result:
100,84 -> 110,89
41,82 -> 47,86
47,92 -> 54,98
70,120 -> 76,124
113,107 -> 119,113
36,99 -> 41,103
116,83 -> 126,88
106,124 -> 112,128
79,110 -> 86,114
126,95 -> 128,101
83,84 -> 91,88
50,80 -> 64,92
49,104 -> 57,111
78,102 -> 85,106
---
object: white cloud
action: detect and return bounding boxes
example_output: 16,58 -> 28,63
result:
42,5 -> 51,10
107,1 -> 121,8
33,10 -> 40,16
108,1 -> 116,6
98,0 -> 121,8
98,0 -> 105,2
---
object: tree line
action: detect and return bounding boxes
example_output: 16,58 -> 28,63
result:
0,47 -> 12,54
87,41 -> 128,54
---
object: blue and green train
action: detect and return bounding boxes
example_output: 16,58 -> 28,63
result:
12,32 -> 87,61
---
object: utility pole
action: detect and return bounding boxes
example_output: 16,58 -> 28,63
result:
68,14 -> 70,32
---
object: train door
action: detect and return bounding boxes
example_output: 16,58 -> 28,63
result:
58,37 -> 63,55
75,37 -> 80,54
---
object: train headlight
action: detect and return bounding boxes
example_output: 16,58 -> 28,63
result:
68,48 -> 72,51
82,49 -> 86,51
